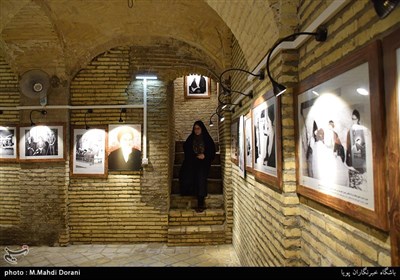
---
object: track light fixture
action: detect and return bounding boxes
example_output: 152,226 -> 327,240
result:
266,25 -> 328,96
119,108 -> 127,123
209,104 -> 234,126
209,112 -> 221,127
371,0 -> 399,18
219,68 -> 263,98
30,109 -> 47,126
84,109 -> 93,130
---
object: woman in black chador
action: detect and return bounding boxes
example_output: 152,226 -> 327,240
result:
179,120 -> 216,212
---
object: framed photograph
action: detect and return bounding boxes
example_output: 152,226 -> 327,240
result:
383,27 -> 400,263
295,41 -> 387,230
184,74 -> 211,99
244,111 -> 253,172
108,124 -> 142,171
230,119 -> 238,164
19,124 -> 65,162
71,127 -> 107,178
252,90 -> 282,189
0,125 -> 17,161
238,115 -> 245,178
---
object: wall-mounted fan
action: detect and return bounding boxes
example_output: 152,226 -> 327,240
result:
19,69 -> 50,106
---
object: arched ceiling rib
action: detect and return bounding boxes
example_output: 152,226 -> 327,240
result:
206,0 -> 280,70
0,0 -> 280,79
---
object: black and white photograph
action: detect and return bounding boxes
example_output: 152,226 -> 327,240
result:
244,112 -> 253,171
71,127 -> 107,177
0,126 -> 17,161
230,120 -> 238,163
19,124 -> 64,161
297,62 -> 374,210
238,115 -> 245,178
252,96 -> 277,177
184,74 -> 210,99
296,41 -> 387,230
108,124 -> 142,171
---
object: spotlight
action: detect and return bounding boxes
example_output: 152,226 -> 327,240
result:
266,25 -> 328,96
30,110 -> 47,126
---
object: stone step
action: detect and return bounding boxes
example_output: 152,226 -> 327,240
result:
169,208 -> 225,226
174,152 -> 221,165
171,178 -> 223,194
173,164 -> 221,179
170,194 -> 224,209
167,224 -> 226,246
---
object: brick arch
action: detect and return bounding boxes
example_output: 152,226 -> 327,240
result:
1,0 -> 285,82
71,36 -> 223,84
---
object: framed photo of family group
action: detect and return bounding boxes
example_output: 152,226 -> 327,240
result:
295,41 -> 388,230
19,124 -> 65,162
184,74 -> 211,99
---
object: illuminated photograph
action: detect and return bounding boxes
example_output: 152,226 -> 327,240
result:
71,127 -> 107,177
296,41 -> 387,230
0,126 -> 17,161
19,124 -> 65,161
108,124 -> 142,171
298,63 -> 373,207
253,95 -> 277,176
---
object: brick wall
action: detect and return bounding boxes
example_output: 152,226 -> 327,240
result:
226,0 -> 397,266
296,0 -> 398,266
0,57 -> 19,233
173,77 -> 218,142
69,47 -> 170,243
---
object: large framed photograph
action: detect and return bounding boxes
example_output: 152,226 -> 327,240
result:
108,124 -> 142,171
383,27 -> 400,263
295,41 -> 387,230
230,119 -> 238,164
71,127 -> 107,178
0,125 -> 17,161
244,111 -> 253,172
184,74 -> 211,99
252,90 -> 282,189
19,124 -> 65,162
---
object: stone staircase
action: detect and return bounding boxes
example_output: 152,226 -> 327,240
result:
168,141 -> 226,246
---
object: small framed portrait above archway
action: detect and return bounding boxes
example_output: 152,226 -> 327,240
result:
184,74 -> 211,99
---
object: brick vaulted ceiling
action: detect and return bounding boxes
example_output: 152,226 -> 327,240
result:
0,0 -> 279,81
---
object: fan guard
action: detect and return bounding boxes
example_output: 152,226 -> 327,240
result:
19,69 -> 50,99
